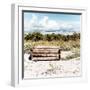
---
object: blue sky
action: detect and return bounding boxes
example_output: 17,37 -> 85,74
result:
24,12 -> 81,34
24,12 -> 80,22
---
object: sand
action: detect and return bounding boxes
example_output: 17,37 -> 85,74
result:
24,51 -> 81,79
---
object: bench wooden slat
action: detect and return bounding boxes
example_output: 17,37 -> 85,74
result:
32,48 -> 59,51
32,57 -> 60,61
32,51 -> 60,54
32,54 -> 59,57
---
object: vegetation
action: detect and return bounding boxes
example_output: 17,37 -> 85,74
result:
24,32 -> 80,50
62,53 -> 80,60
24,32 -> 80,60
24,32 -> 80,41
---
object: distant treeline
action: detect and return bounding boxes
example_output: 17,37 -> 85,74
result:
24,32 -> 80,41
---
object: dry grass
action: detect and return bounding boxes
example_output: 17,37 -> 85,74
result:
24,40 -> 80,60
24,40 -> 80,50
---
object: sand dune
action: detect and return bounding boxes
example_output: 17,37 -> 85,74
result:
24,51 -> 81,79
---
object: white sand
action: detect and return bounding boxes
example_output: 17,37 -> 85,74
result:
24,52 -> 81,79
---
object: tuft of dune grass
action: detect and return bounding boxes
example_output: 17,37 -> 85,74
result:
24,40 -> 80,51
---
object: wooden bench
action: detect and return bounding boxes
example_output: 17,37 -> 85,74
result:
29,46 -> 61,61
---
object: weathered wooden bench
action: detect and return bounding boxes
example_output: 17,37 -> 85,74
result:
29,46 -> 61,61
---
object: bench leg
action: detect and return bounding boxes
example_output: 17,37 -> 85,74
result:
28,54 -> 33,60
59,54 -> 61,60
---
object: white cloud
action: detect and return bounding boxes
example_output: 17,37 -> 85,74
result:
40,16 -> 48,26
39,16 -> 62,30
30,14 -> 37,25
24,14 -> 38,31
24,15 -> 80,34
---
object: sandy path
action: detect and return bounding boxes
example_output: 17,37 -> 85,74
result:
24,52 -> 81,79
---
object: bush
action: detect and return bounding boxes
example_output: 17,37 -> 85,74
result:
63,53 -> 80,60
24,32 -> 80,41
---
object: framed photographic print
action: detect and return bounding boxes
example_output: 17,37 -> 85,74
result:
11,4 -> 87,87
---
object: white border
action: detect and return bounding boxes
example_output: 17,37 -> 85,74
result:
11,4 -> 87,87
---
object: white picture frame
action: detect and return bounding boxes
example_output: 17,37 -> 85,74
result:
11,3 -> 87,87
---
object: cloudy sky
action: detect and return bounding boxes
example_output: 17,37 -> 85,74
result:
24,11 -> 81,34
